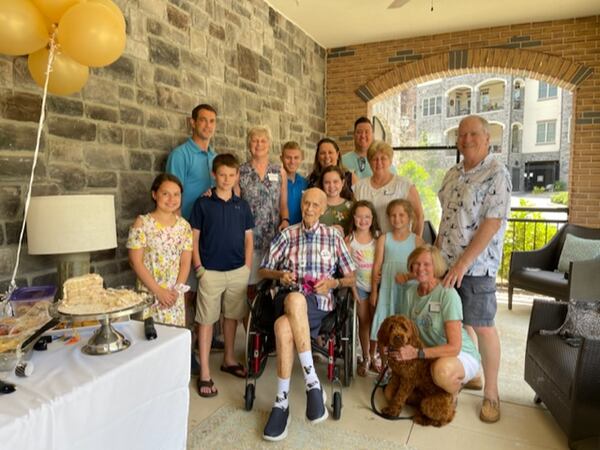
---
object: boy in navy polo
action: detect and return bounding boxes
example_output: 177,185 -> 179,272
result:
190,153 -> 255,397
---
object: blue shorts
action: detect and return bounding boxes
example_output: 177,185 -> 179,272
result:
456,276 -> 497,327
355,287 -> 370,302
274,290 -> 329,338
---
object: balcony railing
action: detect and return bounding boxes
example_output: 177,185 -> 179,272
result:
478,96 -> 505,112
446,106 -> 471,118
498,206 -> 569,283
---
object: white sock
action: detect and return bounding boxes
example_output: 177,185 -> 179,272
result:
298,350 -> 320,391
274,377 -> 290,410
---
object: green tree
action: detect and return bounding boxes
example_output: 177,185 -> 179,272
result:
397,159 -> 442,226
499,199 -> 558,282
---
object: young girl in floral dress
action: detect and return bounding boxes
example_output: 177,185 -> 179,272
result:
370,199 -> 425,370
127,173 -> 192,326
319,165 -> 354,236
345,200 -> 381,376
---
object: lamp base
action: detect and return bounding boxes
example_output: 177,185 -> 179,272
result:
56,252 -> 91,299
82,316 -> 130,355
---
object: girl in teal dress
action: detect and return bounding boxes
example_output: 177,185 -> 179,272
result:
370,199 -> 425,371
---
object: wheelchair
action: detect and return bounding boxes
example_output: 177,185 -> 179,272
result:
243,279 -> 356,420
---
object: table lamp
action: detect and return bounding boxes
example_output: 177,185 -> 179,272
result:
26,195 -> 117,297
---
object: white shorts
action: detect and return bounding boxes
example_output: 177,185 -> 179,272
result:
458,351 -> 480,384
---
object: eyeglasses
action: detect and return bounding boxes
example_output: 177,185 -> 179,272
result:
358,157 -> 366,172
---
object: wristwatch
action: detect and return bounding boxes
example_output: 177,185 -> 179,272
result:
417,348 -> 425,359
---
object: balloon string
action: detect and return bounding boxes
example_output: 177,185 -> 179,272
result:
6,34 -> 57,301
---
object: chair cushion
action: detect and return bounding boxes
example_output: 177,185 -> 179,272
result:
528,334 -> 578,398
510,269 -> 569,299
557,234 -> 600,273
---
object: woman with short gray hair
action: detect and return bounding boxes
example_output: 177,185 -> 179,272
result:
353,140 -> 424,235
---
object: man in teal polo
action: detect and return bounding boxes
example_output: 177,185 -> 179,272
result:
167,104 -> 218,220
166,103 -> 220,367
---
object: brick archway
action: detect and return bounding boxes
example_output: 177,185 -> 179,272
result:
355,48 -> 591,103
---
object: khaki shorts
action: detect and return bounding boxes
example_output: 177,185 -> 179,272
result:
195,265 -> 250,325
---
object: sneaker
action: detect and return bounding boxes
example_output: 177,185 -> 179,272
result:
463,375 -> 483,390
480,398 -> 501,423
306,387 -> 328,423
263,406 -> 290,441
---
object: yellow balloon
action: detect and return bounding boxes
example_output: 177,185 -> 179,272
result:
32,0 -> 78,23
0,0 -> 49,56
57,2 -> 125,67
87,0 -> 126,32
28,47 -> 89,96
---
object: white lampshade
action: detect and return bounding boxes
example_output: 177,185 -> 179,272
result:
27,195 -> 117,255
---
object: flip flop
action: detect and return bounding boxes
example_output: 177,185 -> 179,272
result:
197,378 -> 218,398
220,363 -> 247,378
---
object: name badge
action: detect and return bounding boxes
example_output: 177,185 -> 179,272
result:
320,249 -> 332,260
429,303 -> 441,313
268,173 -> 279,182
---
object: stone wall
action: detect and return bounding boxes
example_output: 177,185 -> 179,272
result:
326,16 -> 600,227
0,0 -> 326,290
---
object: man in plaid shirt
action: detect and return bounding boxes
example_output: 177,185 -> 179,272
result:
259,188 -> 356,441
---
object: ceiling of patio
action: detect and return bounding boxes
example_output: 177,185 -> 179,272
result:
265,0 -> 600,48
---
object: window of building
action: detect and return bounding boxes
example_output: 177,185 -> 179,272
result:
536,120 -> 556,144
538,81 -> 558,100
422,96 -> 442,117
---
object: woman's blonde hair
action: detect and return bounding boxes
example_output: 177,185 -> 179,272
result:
407,244 -> 448,279
247,125 -> 272,149
367,140 -> 393,162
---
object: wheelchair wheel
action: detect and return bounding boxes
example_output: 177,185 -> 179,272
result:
332,391 -> 342,420
244,383 -> 255,411
245,309 -> 269,378
341,294 -> 355,387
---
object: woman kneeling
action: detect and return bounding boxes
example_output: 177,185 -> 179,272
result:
386,245 -> 480,400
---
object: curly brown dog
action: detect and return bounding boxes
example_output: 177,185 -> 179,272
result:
377,314 -> 455,426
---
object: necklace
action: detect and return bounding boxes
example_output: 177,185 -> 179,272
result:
370,173 -> 393,189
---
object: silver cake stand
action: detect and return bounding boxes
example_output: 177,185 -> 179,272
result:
52,295 -> 153,355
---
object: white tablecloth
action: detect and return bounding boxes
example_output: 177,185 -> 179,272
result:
0,321 -> 191,450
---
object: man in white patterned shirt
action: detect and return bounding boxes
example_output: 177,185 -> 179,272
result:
437,115 -> 511,424
259,188 -> 356,441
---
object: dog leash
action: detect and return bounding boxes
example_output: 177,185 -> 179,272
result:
370,365 -> 413,421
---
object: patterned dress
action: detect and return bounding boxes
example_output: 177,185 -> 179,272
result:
126,214 -> 192,326
239,162 -> 282,253
320,200 -> 353,235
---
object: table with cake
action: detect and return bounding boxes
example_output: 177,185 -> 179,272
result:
0,274 -> 191,450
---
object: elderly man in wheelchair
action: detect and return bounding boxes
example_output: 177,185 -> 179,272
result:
258,188 -> 356,441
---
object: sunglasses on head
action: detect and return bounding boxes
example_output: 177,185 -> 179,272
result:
358,157 -> 366,172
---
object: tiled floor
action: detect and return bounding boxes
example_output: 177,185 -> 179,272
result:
187,292 -> 569,449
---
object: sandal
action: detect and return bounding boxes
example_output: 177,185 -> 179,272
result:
220,363 -> 247,378
197,378 -> 218,398
369,355 -> 383,374
357,357 -> 370,377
